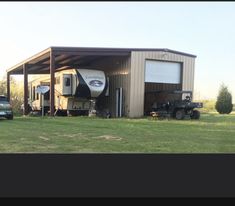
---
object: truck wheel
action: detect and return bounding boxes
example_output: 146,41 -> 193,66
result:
175,109 -> 185,120
191,110 -> 200,119
7,115 -> 13,120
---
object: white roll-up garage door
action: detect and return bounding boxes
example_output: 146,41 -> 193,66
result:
145,60 -> 181,84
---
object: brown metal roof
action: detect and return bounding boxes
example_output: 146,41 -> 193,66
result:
6,46 -> 196,75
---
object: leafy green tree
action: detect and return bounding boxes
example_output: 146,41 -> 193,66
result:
0,75 -> 24,114
215,84 -> 233,114
0,77 -> 7,95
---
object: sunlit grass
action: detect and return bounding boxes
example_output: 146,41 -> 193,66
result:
0,113 -> 235,153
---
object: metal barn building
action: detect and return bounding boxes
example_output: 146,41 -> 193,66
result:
6,47 -> 196,118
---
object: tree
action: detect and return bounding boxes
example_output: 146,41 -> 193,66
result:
215,84 -> 233,114
0,75 -> 24,114
0,76 -> 7,95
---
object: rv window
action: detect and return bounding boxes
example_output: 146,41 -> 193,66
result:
28,86 -> 30,99
44,91 -> 49,100
65,78 -> 71,87
36,86 -> 40,100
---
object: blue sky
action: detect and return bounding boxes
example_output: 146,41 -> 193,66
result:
0,2 -> 235,100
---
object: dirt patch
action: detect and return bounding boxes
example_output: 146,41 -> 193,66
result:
61,134 -> 80,138
95,135 -> 122,141
38,136 -> 49,141
53,133 -> 84,138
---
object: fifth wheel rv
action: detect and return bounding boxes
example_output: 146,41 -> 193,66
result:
28,68 -> 108,116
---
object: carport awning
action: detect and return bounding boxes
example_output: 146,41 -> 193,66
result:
6,47 -> 131,75
6,46 -> 196,75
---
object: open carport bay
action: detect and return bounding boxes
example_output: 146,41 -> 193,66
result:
144,60 -> 183,115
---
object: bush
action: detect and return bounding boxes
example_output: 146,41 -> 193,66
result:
196,99 -> 216,113
215,84 -> 233,114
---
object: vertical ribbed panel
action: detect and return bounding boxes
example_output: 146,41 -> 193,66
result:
90,56 -> 131,117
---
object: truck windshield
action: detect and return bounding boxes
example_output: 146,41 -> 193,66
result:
0,96 -> 7,101
0,101 -> 10,105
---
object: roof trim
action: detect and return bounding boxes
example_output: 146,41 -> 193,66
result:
133,48 -> 197,58
50,46 -> 197,57
6,47 -> 51,73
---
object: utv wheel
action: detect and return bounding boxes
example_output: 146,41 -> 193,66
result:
175,109 -> 185,120
191,110 -> 200,119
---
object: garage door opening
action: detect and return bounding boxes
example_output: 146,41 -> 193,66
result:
144,60 -> 183,115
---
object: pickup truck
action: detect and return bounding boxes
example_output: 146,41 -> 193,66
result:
0,95 -> 13,120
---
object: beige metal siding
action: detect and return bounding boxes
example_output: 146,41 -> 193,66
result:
129,51 -> 195,117
90,56 -> 131,117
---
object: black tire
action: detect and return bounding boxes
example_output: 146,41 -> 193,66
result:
191,110 -> 200,119
56,110 -> 67,116
175,109 -> 185,120
6,115 -> 13,120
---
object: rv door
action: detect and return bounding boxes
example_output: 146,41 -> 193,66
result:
62,74 -> 72,95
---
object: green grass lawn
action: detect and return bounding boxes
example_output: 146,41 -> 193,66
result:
1,113 -> 235,153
